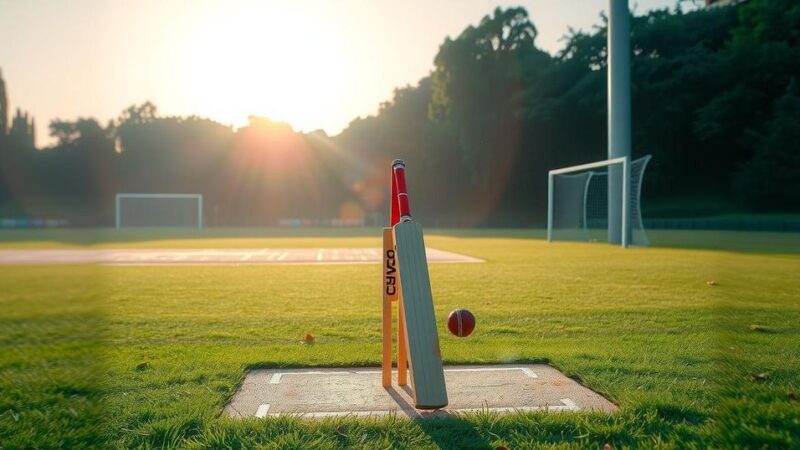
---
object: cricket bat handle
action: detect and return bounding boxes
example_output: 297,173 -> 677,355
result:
392,159 -> 411,222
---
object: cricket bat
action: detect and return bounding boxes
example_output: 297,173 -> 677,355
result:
391,160 -> 448,409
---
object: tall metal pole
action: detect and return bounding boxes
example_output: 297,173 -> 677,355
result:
547,173 -> 554,242
607,0 -> 631,245
115,194 -> 121,229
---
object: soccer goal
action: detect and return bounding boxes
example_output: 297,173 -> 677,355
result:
115,193 -> 203,229
547,155 -> 650,247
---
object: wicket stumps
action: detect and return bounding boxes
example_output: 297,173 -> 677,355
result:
382,228 -> 407,387
382,160 -> 408,387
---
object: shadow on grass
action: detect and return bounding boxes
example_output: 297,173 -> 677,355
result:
414,415 -> 494,450
646,230 -> 800,255
374,386 -> 496,449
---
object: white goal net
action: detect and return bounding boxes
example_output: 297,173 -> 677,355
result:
115,194 -> 203,229
547,155 -> 650,247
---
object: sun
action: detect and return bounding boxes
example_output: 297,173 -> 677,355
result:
175,3 -> 347,132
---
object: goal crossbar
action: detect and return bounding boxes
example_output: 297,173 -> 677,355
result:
548,156 -> 628,176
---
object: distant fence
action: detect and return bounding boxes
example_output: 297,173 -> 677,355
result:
644,218 -> 800,232
0,218 -> 70,229
277,218 -> 366,227
1,216 -> 798,232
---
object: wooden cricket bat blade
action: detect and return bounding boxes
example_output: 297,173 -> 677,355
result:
393,221 -> 448,409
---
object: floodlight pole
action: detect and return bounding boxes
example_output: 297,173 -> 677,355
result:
608,0 -> 632,246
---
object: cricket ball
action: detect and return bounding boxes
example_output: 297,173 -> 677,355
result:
447,308 -> 476,337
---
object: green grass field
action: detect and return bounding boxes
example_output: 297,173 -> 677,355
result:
1,229 -> 799,448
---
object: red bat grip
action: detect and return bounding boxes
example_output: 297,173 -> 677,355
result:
392,160 -> 411,222
397,194 -> 410,221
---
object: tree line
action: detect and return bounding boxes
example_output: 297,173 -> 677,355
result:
0,0 -> 798,227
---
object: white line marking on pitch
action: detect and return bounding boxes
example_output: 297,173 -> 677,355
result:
559,398 -> 577,410
444,367 -> 537,378
287,410 -> 399,418
255,404 -> 271,418
269,371 -> 367,384
258,399 -> 578,418
278,252 -> 288,261
268,368 -> 535,385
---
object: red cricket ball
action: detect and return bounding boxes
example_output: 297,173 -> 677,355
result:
447,308 -> 476,337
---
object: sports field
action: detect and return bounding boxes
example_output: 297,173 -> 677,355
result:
1,229 -> 799,448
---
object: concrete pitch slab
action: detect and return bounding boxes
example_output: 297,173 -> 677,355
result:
0,247 -> 482,265
225,365 -> 616,419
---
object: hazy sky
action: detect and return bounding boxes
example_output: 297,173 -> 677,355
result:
0,0 -> 693,145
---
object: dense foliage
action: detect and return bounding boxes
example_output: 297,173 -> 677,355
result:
0,0 -> 797,226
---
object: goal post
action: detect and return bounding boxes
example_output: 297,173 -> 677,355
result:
115,193 -> 203,229
547,155 -> 650,248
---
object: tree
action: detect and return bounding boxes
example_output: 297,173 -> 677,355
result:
0,68 -> 7,136
117,101 -> 158,126
733,79 -> 800,210
430,7 -> 544,184
9,108 -> 35,149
